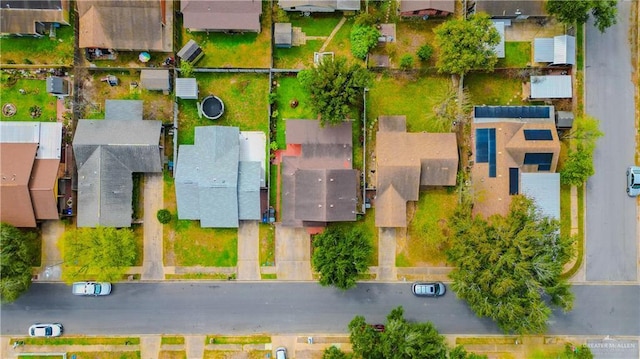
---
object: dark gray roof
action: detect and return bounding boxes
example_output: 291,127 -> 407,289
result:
104,100 -> 143,120
0,0 -> 61,9
475,0 -> 546,17
286,119 -> 352,145
293,168 -> 357,222
175,126 -> 261,228
73,119 -> 162,227
46,76 -> 67,95
177,39 -> 204,63
181,0 -> 262,32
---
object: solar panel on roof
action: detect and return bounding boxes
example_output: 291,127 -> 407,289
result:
524,153 -> 553,171
524,129 -> 553,140
488,129 -> 496,178
476,129 -> 489,163
474,106 -> 551,119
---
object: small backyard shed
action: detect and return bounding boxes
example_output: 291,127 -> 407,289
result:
530,75 -> 572,99
46,76 -> 69,96
175,78 -> 198,100
534,35 -> 576,65
177,39 -> 204,65
274,23 -> 292,48
140,70 -> 170,91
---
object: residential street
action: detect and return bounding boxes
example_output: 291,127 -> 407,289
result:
584,0 -> 638,281
1,283 -> 638,337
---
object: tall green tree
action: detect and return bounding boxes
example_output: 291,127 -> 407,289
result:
350,25 -> 380,60
447,196 -> 575,334
322,345 -> 351,359
298,56 -> 372,127
434,14 -> 500,76
560,115 -> 603,186
0,223 -> 39,302
312,226 -> 372,290
450,345 -> 489,359
546,0 -> 617,33
348,306 -> 453,359
60,226 -> 137,283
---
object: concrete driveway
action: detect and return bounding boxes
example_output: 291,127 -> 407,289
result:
275,224 -> 312,280
584,1 -> 638,281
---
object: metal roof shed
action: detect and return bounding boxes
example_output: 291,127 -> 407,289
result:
46,76 -> 69,96
520,173 -> 560,221
140,70 -> 170,91
553,35 -> 575,65
530,75 -> 572,99
175,78 -> 198,100
274,23 -> 292,48
534,37 -> 554,63
177,39 -> 204,65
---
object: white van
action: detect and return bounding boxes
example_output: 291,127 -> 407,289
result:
275,347 -> 287,359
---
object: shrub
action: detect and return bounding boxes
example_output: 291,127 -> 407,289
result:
23,58 -> 33,65
399,54 -> 414,70
157,209 -> 172,224
350,25 -> 380,60
417,44 -> 434,61
180,61 -> 193,77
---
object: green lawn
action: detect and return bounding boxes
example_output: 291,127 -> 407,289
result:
273,39 -> 323,69
0,77 -> 57,121
273,74 -> 314,147
497,42 -> 532,68
161,336 -> 185,345
465,72 -> 526,106
173,220 -> 238,266
68,352 -> 140,359
290,13 -> 342,36
178,73 -> 269,145
259,223 -> 275,266
0,25 -> 74,65
366,73 -> 452,132
18,337 -> 140,346
392,19 -> 444,69
206,335 -> 271,345
181,4 -> 271,68
401,189 -> 458,266
322,17 -> 362,64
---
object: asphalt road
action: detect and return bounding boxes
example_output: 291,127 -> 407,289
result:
1,283 -> 638,336
584,0 -> 638,281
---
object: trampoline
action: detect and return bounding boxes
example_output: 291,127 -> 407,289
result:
201,95 -> 225,120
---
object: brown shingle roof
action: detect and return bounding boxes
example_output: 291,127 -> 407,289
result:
0,1 -> 70,35
78,0 -> 172,51
400,0 -> 455,14
0,143 -> 38,227
181,0 -> 262,32
474,0 -> 547,17
375,116 -> 458,227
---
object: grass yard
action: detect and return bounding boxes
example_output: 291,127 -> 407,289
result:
181,5 -> 271,68
177,73 -> 269,145
497,42 -> 532,68
159,351 -> 187,359
366,72 -> 452,132
259,223 -> 275,266
391,19 -> 444,69
272,74 -> 314,147
90,51 -> 172,68
0,25 -> 74,65
322,17 -> 363,65
274,39 -> 323,69
0,77 -> 57,121
465,72 -> 527,106
203,351 -> 271,359
80,71 -> 173,122
68,352 -> 140,359
399,189 -> 458,266
19,337 -> 140,346
290,13 -> 342,36
207,336 -> 271,345
172,221 -> 238,267
161,336 -> 185,345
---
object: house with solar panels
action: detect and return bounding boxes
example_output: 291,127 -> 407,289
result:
472,106 -> 561,219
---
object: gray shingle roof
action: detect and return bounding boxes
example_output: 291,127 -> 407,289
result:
175,126 -> 262,228
274,23 -> 292,47
105,100 -> 143,120
73,118 -> 162,228
140,70 -> 170,91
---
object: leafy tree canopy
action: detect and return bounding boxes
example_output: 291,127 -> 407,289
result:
0,223 -> 39,302
546,0 -> 617,32
434,14 -> 500,76
350,25 -> 380,60
447,196 -> 575,334
348,306 -> 456,359
298,56 -> 372,127
312,226 -> 372,290
60,226 -> 137,283
322,346 -> 351,359
560,115 -> 603,151
559,115 -> 602,186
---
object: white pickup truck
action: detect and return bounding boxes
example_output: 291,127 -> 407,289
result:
72,282 -> 112,296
